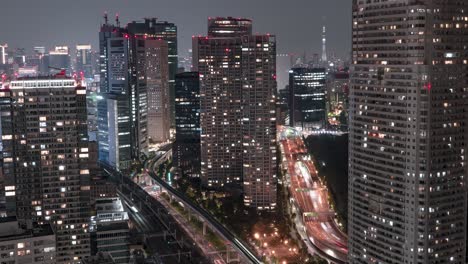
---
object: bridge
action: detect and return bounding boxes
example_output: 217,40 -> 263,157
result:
102,159 -> 262,264
145,159 -> 263,264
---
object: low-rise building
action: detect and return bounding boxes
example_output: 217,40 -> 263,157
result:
0,217 -> 56,264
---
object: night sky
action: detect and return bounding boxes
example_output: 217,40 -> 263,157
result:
1,0 -> 351,57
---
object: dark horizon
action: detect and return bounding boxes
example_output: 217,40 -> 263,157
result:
0,0 -> 352,57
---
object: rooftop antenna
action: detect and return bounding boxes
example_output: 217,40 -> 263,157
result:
104,12 -> 108,25
116,13 -> 120,27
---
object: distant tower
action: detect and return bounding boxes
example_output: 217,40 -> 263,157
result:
321,26 -> 327,63
0,44 -> 7,64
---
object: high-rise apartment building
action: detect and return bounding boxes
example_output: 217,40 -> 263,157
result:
193,17 -> 277,209
289,67 -> 327,131
349,1 -> 467,263
76,45 -> 94,79
0,77 -> 91,263
174,72 -> 201,177
127,18 -> 178,128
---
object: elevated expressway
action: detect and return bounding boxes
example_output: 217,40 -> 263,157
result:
279,126 -> 348,263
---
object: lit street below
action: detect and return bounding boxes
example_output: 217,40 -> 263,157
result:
279,126 -> 348,263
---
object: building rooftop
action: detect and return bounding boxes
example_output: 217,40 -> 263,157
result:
0,217 -> 54,242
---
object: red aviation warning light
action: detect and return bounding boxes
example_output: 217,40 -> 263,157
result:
424,82 -> 432,91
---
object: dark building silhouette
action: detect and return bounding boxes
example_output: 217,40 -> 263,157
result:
289,67 -> 327,130
174,72 -> 200,177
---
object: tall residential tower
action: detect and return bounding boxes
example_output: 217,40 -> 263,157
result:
1,77 -> 91,263
348,1 -> 467,263
193,17 -> 277,210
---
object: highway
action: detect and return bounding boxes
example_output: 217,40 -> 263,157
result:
279,126 -> 348,263
145,159 -> 263,264
101,164 -> 211,263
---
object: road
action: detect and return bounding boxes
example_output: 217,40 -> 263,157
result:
144,158 -> 263,264
279,126 -> 348,263
102,164 -> 211,263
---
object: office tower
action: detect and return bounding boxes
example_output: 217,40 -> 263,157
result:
178,49 -> 193,72
86,76 -> 100,139
289,67 -> 327,130
13,48 -> 26,67
32,47 -> 48,75
145,40 -> 170,143
91,198 -> 130,264
76,45 -> 94,79
0,217 -> 56,264
321,26 -> 327,63
0,77 -> 91,263
48,46 -> 71,73
277,86 -> 289,126
327,71 -> 349,128
98,18 -> 151,170
193,17 -> 277,209
0,90 -> 12,216
127,18 -> 178,128
174,72 -> 201,177
348,1 -> 468,263
33,46 -> 46,56
276,53 -> 292,91
0,44 -> 7,65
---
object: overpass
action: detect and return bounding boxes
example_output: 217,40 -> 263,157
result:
145,160 -> 263,264
102,160 -> 262,264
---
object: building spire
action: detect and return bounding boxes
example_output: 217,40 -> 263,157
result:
321,26 -> 327,63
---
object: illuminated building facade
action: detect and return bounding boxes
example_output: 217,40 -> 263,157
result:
76,45 -> 94,79
327,71 -> 349,128
174,72 -> 201,177
145,40 -> 170,143
127,18 -> 178,128
349,0 -> 468,263
0,44 -> 7,65
0,77 -> 91,263
289,67 -> 327,131
193,17 -> 277,209
99,17 -> 170,170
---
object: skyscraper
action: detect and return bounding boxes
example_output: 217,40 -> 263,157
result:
0,44 -> 7,65
289,67 -> 327,131
127,18 -> 178,128
145,40 -> 170,143
76,44 -> 94,79
193,17 -> 277,209
349,1 -> 467,263
98,21 -> 136,171
174,72 -> 201,178
99,16 -> 173,170
0,77 -> 91,263
48,46 -> 71,73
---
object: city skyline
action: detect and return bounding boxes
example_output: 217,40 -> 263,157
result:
0,0 -> 352,57
0,1 -> 466,263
